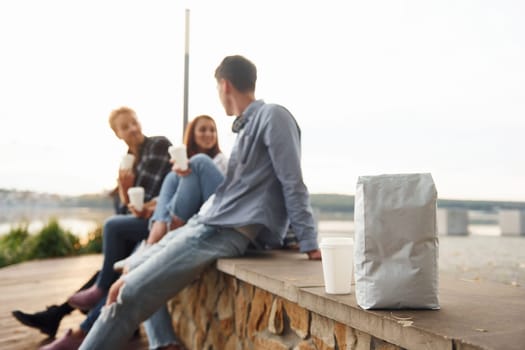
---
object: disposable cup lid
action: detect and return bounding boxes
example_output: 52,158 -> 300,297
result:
320,237 -> 353,248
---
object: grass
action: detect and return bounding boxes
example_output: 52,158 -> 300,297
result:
0,218 -> 102,268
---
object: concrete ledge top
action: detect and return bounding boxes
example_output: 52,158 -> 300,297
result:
216,250 -> 525,350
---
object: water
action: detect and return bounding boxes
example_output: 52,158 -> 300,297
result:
1,212 -> 523,288
317,220 -> 525,288
0,207 -> 112,241
318,220 -> 501,236
0,218 -> 100,240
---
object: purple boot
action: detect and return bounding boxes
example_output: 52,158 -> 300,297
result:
67,285 -> 104,310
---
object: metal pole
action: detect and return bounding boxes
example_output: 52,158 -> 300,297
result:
182,8 -> 190,140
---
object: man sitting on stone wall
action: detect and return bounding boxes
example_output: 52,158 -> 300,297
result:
79,54 -> 322,350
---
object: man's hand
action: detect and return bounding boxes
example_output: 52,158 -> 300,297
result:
106,278 -> 125,306
147,221 -> 168,244
306,249 -> 322,260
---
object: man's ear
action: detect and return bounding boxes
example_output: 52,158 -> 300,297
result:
221,79 -> 233,93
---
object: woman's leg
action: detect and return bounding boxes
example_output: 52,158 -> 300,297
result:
143,305 -> 179,350
151,172 -> 180,224
169,154 -> 224,221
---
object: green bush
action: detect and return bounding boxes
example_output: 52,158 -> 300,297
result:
79,226 -> 103,254
0,254 -> 7,267
0,219 -> 103,268
0,223 -> 30,266
24,218 -> 79,260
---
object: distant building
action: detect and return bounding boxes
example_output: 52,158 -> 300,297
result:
437,208 -> 469,236
499,210 -> 525,236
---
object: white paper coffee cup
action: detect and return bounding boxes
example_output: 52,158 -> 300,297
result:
127,186 -> 145,211
120,154 -> 135,170
320,237 -> 354,294
168,145 -> 188,171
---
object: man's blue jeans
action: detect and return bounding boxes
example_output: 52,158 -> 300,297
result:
96,215 -> 149,290
80,295 -> 178,350
79,216 -> 251,350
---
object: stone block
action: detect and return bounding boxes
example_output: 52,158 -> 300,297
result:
207,317 -> 230,350
283,299 -> 310,339
194,300 -> 211,332
176,313 -> 196,349
217,284 -> 234,320
269,297 -> 285,334
193,328 -> 206,350
312,336 -> 335,350
247,288 -> 273,339
437,208 -> 469,235
311,313 -> 335,347
293,340 -> 317,350
220,317 -> 235,339
354,330 -> 371,350
200,267 -> 221,311
253,336 -> 289,350
334,322 -> 357,350
235,282 -> 252,338
223,334 -> 238,350
169,301 -> 183,324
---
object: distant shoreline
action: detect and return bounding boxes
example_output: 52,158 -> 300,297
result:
3,189 -> 525,213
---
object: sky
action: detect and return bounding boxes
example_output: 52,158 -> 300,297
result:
0,0 -> 524,201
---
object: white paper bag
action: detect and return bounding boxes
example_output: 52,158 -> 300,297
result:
354,173 -> 439,309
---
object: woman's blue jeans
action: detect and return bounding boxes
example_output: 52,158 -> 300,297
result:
96,153 -> 224,292
152,153 -> 225,224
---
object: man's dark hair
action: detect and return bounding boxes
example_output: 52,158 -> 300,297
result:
215,55 -> 257,92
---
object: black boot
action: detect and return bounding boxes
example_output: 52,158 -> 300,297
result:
12,305 -> 64,338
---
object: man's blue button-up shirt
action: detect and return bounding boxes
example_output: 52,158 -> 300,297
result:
202,100 -> 318,253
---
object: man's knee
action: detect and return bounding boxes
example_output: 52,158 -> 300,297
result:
103,216 -> 134,241
103,215 -> 121,234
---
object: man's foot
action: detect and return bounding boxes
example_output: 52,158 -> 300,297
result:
39,329 -> 84,350
67,285 -> 104,310
12,305 -> 64,338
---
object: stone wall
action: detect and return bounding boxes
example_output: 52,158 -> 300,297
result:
168,266 -> 403,350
